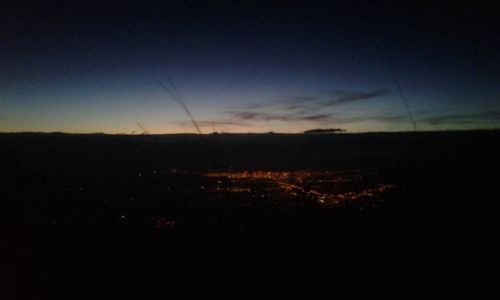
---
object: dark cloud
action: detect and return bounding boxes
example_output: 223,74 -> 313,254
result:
419,110 -> 500,125
174,120 -> 248,128
279,95 -> 319,106
302,113 -> 333,121
322,89 -> 391,106
173,111 -> 335,130
240,89 -> 391,113
226,111 -> 333,122
239,103 -> 272,110
236,112 -> 263,121
186,88 -> 399,130
180,111 -> 410,132
228,88 -> 391,119
323,114 -> 408,125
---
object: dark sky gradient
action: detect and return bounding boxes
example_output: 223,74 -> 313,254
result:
1,1 -> 499,133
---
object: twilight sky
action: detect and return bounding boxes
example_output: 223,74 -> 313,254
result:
1,1 -> 499,133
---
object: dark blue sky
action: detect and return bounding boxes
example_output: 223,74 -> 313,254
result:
1,1 -> 499,133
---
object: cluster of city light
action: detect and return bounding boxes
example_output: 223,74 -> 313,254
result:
203,170 -> 396,207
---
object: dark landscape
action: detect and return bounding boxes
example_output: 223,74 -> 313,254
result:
2,131 -> 499,298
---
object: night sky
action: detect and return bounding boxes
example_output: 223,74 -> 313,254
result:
1,1 -> 499,133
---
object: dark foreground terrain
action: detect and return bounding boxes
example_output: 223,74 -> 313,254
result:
2,131 -> 499,298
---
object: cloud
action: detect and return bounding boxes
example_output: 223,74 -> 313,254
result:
173,120 -> 248,128
419,111 -> 500,125
319,114 -> 408,125
226,110 -> 333,122
173,88 -> 397,131
241,89 -> 391,113
226,88 -> 391,121
231,111 -> 262,121
173,111 -> 411,132
302,113 -> 333,121
321,89 -> 391,106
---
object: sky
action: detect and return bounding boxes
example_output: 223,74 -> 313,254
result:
1,1 -> 499,133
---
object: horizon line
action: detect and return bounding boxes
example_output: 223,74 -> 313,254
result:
1,128 -> 499,136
